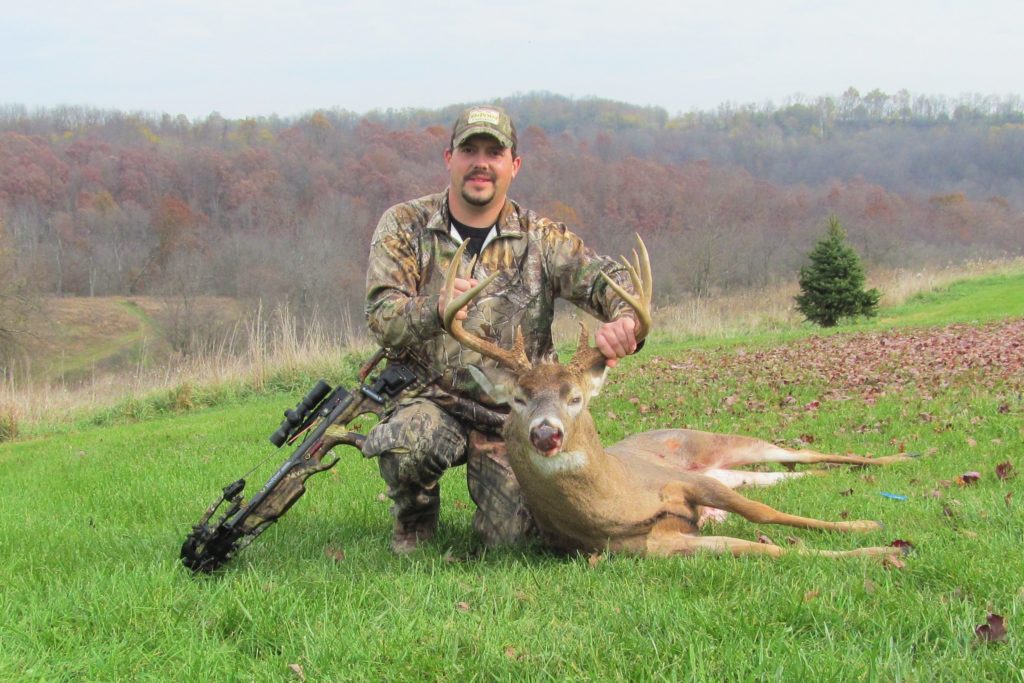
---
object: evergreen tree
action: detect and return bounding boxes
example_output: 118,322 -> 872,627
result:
795,215 -> 881,327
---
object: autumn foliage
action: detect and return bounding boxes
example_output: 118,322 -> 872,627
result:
0,92 -> 1021,336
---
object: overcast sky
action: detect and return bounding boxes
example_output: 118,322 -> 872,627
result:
3,0 -> 1021,120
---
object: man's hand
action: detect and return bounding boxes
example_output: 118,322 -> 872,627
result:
438,277 -> 479,321
595,317 -> 637,368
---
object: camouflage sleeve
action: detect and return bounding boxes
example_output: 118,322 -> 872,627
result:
365,209 -> 443,348
542,222 -> 637,323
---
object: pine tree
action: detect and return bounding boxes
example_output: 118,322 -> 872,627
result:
795,215 -> 881,327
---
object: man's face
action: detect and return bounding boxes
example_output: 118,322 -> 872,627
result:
445,134 -> 521,212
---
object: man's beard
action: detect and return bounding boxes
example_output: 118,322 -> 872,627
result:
460,175 -> 496,207
460,184 -> 495,207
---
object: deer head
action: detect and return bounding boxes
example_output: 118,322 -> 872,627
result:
442,235 -> 651,460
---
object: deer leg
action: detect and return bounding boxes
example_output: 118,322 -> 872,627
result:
702,468 -> 816,489
692,433 -> 912,469
749,446 -> 912,468
694,469 -> 819,527
646,524 -> 901,559
662,478 -> 882,533
611,429 -> 910,473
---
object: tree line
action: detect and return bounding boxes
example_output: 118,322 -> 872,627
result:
1,90 -> 1022,363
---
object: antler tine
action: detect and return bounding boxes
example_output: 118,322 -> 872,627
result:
568,235 -> 653,374
599,233 -> 653,341
442,240 -> 532,373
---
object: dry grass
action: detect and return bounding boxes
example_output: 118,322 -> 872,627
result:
1,303 -> 371,433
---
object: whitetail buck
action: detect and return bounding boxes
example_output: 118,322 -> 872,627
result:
443,236 -> 911,559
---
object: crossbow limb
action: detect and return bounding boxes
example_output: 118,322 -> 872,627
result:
180,353 -> 418,573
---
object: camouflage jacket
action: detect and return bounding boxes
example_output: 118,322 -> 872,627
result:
365,191 -> 636,420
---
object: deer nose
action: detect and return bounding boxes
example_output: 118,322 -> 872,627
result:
530,421 -> 563,455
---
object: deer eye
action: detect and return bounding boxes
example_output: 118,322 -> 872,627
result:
512,395 -> 528,409
567,395 -> 583,407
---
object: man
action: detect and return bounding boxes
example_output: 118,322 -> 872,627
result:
363,105 -> 640,553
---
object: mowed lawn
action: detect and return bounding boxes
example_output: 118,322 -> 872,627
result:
2,276 -> 1022,681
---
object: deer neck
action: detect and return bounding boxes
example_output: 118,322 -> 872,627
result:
503,409 -> 625,494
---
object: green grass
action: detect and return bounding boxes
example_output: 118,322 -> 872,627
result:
646,268 -> 1024,358
876,271 -> 1024,327
2,273 -> 1023,681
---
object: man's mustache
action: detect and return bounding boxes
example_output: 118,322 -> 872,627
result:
463,170 -> 496,182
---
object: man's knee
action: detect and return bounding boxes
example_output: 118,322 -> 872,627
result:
363,399 -> 467,488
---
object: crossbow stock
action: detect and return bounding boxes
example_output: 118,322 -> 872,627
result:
180,351 -> 418,573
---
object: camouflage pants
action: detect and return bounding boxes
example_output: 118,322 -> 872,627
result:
361,397 -> 536,546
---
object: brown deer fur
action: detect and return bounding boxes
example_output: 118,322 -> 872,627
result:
446,237 -> 910,560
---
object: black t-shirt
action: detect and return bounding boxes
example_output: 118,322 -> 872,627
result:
450,216 -> 495,259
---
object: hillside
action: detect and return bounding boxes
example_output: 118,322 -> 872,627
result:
12,296 -> 244,384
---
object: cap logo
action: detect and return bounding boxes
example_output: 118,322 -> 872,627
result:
467,109 -> 501,126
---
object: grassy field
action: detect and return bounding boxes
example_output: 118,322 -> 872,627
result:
1,274 -> 1022,681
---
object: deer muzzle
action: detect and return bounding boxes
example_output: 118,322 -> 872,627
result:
530,421 -> 564,456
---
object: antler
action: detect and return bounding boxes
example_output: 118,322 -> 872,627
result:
569,233 -> 653,371
442,240 -> 532,373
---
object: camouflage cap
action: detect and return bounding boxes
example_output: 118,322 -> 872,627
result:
451,106 -> 517,150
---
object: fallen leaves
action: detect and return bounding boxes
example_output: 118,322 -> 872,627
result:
995,461 -> 1015,480
956,472 -> 981,486
288,663 -> 306,681
975,613 -> 1007,643
324,547 -> 345,563
649,321 -> 1024,423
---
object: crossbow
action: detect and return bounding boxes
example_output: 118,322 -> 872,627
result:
180,350 -> 418,573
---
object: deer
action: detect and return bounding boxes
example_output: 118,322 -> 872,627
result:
441,235 -> 913,560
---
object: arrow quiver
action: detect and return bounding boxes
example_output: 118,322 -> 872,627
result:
180,351 -> 419,573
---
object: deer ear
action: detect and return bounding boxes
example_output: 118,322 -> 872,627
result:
585,359 -> 609,398
468,365 -> 515,405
